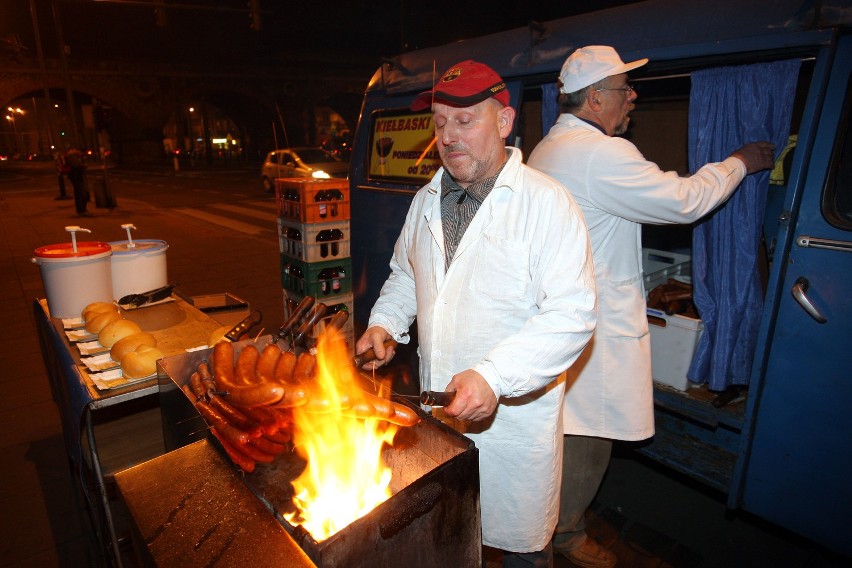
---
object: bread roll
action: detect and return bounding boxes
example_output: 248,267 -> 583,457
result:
82,301 -> 118,322
85,310 -> 121,334
110,332 -> 157,363
99,318 -> 142,347
207,325 -> 232,347
122,345 -> 164,379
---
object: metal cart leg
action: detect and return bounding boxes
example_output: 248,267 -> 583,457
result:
85,408 -> 124,568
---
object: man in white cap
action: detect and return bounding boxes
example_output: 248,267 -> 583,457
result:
357,59 -> 597,567
528,45 -> 774,567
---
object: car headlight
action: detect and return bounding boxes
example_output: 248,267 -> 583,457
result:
311,170 -> 331,179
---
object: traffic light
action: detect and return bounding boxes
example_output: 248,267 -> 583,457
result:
248,0 -> 261,31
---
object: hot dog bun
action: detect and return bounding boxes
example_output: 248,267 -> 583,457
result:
85,310 -> 121,334
121,345 -> 164,379
99,318 -> 142,347
110,332 -> 157,363
82,301 -> 119,322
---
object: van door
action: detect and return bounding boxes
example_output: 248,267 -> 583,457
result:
737,36 -> 852,556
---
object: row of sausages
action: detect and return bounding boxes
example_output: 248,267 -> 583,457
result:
183,340 -> 420,472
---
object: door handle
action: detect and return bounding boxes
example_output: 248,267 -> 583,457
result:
791,277 -> 827,323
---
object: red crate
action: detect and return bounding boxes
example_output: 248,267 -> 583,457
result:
275,178 -> 350,223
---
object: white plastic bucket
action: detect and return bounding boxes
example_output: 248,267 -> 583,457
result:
32,241 -> 113,319
109,239 -> 169,300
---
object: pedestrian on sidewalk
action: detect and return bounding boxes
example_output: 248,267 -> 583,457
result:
65,148 -> 90,215
53,150 -> 72,200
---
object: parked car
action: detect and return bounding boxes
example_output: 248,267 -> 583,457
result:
261,147 -> 349,193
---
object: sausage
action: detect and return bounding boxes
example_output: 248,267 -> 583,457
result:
297,383 -> 351,414
209,393 -> 263,439
266,384 -> 310,409
235,344 -> 261,385
234,404 -> 279,436
292,352 -> 316,383
362,391 -> 420,427
273,351 -> 298,384
195,399 -> 251,446
256,344 -> 282,384
212,343 -> 285,407
238,439 -> 276,463
197,362 -> 216,392
268,407 -> 294,431
211,427 -> 255,473
249,435 -> 288,455
181,384 -> 197,402
222,382 -> 286,408
264,429 -> 292,444
211,341 -> 236,389
189,371 -> 207,399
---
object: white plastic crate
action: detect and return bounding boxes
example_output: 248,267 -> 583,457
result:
278,218 -> 351,263
647,308 -> 703,390
643,247 -> 691,292
643,248 -> 701,391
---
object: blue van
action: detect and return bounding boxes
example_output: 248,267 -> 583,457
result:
347,0 -> 852,555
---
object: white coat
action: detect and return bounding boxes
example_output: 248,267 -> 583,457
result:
527,114 -> 747,440
368,148 -> 597,552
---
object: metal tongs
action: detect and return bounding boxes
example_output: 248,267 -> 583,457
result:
354,339 -> 456,407
118,283 -> 175,308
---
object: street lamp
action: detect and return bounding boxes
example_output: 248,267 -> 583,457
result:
6,107 -> 24,151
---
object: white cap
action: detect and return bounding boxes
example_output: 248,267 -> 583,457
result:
559,45 -> 648,94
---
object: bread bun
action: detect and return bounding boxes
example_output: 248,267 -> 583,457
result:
85,310 -> 121,334
82,302 -> 118,322
122,345 -> 164,379
99,319 -> 142,347
110,332 -> 157,363
207,325 -> 232,347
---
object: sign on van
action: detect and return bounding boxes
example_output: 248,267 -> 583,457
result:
369,111 -> 442,183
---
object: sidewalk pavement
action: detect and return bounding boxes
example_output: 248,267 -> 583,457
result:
0,176 -> 284,567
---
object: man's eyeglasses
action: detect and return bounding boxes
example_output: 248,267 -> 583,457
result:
595,84 -> 635,94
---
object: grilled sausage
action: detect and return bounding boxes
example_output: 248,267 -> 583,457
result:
212,341 -> 236,387
195,399 -> 251,446
292,352 -> 316,383
234,404 -> 279,436
235,344 -> 261,385
273,351 -> 298,384
211,427 -> 255,473
208,393 -> 263,439
249,435 -> 287,455
189,371 -> 207,400
256,344 -> 282,384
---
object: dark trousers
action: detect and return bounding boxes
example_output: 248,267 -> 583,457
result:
68,169 -> 87,214
57,173 -> 68,197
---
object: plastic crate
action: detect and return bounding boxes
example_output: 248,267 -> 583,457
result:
643,248 -> 691,293
647,308 -> 703,391
642,248 -> 701,391
278,218 -> 351,263
275,178 -> 351,223
280,256 -> 352,299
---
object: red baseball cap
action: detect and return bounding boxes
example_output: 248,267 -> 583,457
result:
410,60 -> 510,111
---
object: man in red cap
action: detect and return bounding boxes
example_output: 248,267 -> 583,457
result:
356,60 -> 597,567
528,45 -> 774,567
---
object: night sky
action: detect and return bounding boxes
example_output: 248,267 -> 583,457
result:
3,0 -> 642,69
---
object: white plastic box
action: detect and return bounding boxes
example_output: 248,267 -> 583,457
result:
643,248 -> 703,391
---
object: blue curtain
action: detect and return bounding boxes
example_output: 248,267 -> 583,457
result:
687,60 -> 800,391
541,83 -> 560,135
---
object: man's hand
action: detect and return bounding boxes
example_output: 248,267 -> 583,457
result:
443,369 -> 498,422
354,326 -> 396,370
730,141 -> 776,174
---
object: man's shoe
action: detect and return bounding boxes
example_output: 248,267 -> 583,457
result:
557,537 -> 616,568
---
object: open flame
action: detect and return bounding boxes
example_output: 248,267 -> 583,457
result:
284,327 -> 399,541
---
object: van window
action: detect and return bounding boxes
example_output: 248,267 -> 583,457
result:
822,72 -> 852,229
366,109 -> 441,185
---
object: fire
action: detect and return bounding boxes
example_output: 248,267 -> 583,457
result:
284,327 -> 399,541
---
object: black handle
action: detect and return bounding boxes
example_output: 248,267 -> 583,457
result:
225,309 -> 262,342
420,390 -> 456,407
278,295 -> 315,337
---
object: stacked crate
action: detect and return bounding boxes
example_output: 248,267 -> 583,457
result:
275,178 -> 354,350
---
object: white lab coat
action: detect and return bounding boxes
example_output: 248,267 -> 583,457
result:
368,148 -> 596,552
527,114 -> 747,440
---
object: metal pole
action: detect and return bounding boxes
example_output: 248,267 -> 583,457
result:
51,0 -> 82,149
29,0 -> 56,152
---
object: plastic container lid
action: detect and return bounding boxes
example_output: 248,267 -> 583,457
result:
110,239 -> 168,255
34,241 -> 112,259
